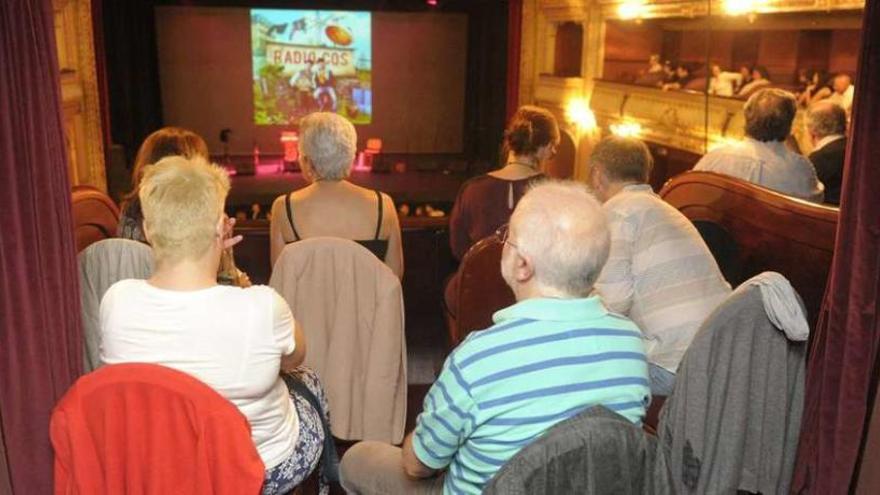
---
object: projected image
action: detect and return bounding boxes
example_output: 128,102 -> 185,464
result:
251,9 -> 372,125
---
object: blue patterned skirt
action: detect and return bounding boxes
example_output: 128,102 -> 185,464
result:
262,367 -> 328,495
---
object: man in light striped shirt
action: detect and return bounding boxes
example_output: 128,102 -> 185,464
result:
340,181 -> 650,495
590,136 -> 732,396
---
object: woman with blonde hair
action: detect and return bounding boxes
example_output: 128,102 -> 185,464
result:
269,112 -> 403,278
118,127 -> 210,242
101,156 -> 329,494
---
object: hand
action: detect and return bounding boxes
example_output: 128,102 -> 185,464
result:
222,216 -> 244,249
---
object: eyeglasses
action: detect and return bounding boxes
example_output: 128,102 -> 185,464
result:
495,224 -> 517,249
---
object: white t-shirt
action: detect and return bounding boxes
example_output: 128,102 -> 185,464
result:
100,280 -> 299,469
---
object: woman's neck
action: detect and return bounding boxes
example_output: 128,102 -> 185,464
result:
489,154 -> 542,181
149,253 -> 220,291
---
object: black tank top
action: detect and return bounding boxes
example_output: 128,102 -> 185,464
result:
284,190 -> 390,260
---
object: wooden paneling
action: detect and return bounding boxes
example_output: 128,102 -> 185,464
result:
829,30 -> 861,74
554,22 -> 584,77
758,31 -> 801,83
797,30 -> 832,72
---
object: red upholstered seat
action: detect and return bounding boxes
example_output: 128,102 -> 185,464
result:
446,235 -> 515,346
71,186 -> 120,253
660,171 -> 838,328
50,363 -> 265,495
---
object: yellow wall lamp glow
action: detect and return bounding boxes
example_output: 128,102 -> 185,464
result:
566,98 -> 598,133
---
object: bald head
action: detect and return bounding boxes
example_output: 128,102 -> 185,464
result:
744,88 -> 797,142
507,181 -> 610,297
833,73 -> 852,94
806,101 -> 847,139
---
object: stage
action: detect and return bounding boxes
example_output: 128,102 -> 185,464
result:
227,161 -> 468,213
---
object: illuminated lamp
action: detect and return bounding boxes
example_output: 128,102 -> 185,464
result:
723,0 -> 764,17
618,0 -> 647,21
280,131 -> 300,172
609,121 -> 643,138
566,98 -> 597,132
427,0 -> 439,6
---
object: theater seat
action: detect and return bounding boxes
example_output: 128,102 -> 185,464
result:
660,171 -> 838,328
71,186 -> 120,253
50,363 -> 265,495
445,235 -> 515,346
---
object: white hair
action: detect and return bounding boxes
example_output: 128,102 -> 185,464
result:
510,180 -> 610,296
300,112 -> 357,180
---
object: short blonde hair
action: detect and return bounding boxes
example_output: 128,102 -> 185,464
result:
300,112 -> 357,180
139,155 -> 230,263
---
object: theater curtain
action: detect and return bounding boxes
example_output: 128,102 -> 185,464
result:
506,0 -> 522,122
792,1 -> 880,492
0,0 -> 84,492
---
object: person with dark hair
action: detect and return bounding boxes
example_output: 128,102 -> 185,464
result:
797,69 -> 830,107
443,105 -> 558,318
694,88 -> 824,202
118,127 -> 211,243
589,136 -> 731,395
806,101 -> 848,205
733,65 -> 753,94
661,64 -> 693,91
737,65 -> 772,97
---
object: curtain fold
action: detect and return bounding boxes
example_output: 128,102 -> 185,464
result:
791,1 -> 880,492
506,0 -> 522,122
0,0 -> 84,492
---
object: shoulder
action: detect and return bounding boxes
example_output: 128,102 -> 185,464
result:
101,279 -> 148,311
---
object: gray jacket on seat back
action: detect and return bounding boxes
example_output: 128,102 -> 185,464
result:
658,284 -> 806,494
484,406 -> 673,495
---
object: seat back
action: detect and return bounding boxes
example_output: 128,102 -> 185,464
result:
660,171 -> 838,327
449,235 -> 515,345
50,363 -> 264,495
658,284 -> 806,494
72,186 -> 120,253
484,406 -> 671,495
270,238 -> 406,443
78,239 -> 153,372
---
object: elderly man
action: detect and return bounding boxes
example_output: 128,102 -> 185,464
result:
590,136 -> 731,395
694,88 -> 824,202
339,182 -> 650,495
806,101 -> 848,205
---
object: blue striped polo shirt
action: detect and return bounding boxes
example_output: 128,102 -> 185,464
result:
412,296 -> 650,495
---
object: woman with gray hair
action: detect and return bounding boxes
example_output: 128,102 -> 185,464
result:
270,112 -> 403,278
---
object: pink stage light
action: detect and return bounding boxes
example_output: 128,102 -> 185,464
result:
426,0 -> 438,6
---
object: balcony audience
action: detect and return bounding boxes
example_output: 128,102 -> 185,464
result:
340,181 -> 650,495
806,101 -> 848,206
589,136 -> 732,395
99,156 -> 328,494
118,127 -> 210,243
269,112 -> 403,277
444,105 -> 556,317
733,65 -> 753,94
737,66 -> 772,97
661,64 -> 694,91
694,88 -> 825,202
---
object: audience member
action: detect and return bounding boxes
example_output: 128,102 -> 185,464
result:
818,73 -> 855,118
118,127 -> 209,243
589,136 -> 731,395
269,112 -> 403,277
694,88 -> 824,202
661,64 -> 693,91
100,156 -> 327,494
709,63 -> 743,97
806,101 -> 848,205
340,181 -> 650,495
444,106 -> 556,317
797,69 -> 830,107
737,66 -> 772,97
635,54 -> 666,86
647,54 -> 663,74
733,65 -> 753,94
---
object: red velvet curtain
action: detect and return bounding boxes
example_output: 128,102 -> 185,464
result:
506,0 -> 522,121
792,1 -> 880,492
0,0 -> 84,492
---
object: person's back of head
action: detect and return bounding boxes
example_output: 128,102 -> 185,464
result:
504,106 -> 560,158
806,101 -> 847,141
743,88 -> 797,142
503,181 -> 609,299
300,111 -> 357,181
833,73 -> 853,93
122,127 -> 210,218
588,136 -> 654,201
139,156 -> 229,265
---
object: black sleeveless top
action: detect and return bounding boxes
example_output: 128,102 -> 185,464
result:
284,190 -> 390,260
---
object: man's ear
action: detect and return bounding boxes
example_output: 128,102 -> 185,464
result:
514,250 -> 536,284
215,215 -> 226,240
